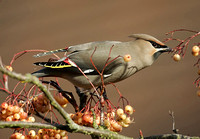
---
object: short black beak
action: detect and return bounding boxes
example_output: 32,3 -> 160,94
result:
160,45 -> 172,52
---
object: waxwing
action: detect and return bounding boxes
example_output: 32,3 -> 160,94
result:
32,34 -> 171,89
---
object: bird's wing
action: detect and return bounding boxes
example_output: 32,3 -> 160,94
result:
33,41 -> 121,57
34,41 -> 125,77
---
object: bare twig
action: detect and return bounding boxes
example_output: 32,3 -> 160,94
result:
169,110 -> 179,134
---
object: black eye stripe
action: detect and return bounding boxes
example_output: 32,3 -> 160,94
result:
149,41 -> 162,48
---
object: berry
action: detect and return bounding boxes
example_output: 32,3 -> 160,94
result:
54,134 -> 61,139
60,130 -> 67,137
6,66 -> 13,72
6,116 -> 13,121
116,108 -> 124,116
82,114 -> 91,124
197,89 -> 200,97
125,105 -> 134,115
192,51 -> 199,56
123,117 -> 132,124
110,120 -> 122,132
29,130 -> 36,137
13,106 -> 20,113
123,54 -> 132,62
7,105 -> 14,112
192,46 -> 200,53
1,102 -> 8,109
173,54 -> 181,62
54,93 -> 69,106
20,112 -> 28,119
120,121 -> 129,128
27,116 -> 35,122
13,113 -> 20,120
119,114 -> 126,121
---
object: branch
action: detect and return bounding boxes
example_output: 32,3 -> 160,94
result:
0,121 -> 58,129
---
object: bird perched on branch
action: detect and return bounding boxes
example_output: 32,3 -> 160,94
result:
32,34 -> 171,89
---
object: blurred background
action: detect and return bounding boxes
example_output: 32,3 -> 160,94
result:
0,0 -> 200,138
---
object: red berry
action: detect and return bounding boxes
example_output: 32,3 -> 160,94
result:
82,114 -> 91,124
1,102 -> 8,109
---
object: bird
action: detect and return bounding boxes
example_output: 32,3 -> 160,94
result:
32,34 -> 171,90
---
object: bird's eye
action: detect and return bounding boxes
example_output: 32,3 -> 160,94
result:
149,41 -> 161,48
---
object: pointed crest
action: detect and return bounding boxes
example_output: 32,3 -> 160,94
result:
128,34 -> 165,46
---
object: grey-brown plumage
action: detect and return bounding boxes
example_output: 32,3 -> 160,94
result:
32,34 -> 171,89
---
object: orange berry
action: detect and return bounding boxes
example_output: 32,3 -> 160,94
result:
198,69 -> 200,75
38,129 -> 43,136
1,109 -> 6,115
6,65 -> 13,72
104,119 -> 111,128
54,134 -> 60,139
33,135 -> 39,139
173,54 -> 181,62
77,117 -> 83,125
95,116 -> 100,125
197,90 -> 200,97
1,102 -> 8,109
25,135 -> 31,139
55,129 -> 61,134
29,130 -> 36,137
110,120 -> 122,132
192,46 -> 200,53
192,51 -> 199,56
123,117 -> 132,124
14,113 -> 20,120
43,134 -> 50,139
125,105 -> 134,115
6,116 -> 13,121
119,114 -> 126,121
60,130 -> 67,137
13,106 -> 20,113
21,119 -> 27,122
10,132 -> 22,139
54,93 -> 69,106
20,135 -> 25,139
120,121 -> 129,128
123,54 -> 132,62
82,114 -> 91,124
27,116 -> 35,122
7,105 -> 14,112
20,112 -> 28,119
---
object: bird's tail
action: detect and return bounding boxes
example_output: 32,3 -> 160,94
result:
33,48 -> 67,58
32,68 -> 54,78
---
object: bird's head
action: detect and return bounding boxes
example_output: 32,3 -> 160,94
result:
129,34 -> 171,60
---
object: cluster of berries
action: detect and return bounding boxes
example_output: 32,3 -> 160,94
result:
70,105 -> 134,132
33,94 -> 51,113
33,93 -> 69,113
173,45 -> 200,62
10,129 -> 68,139
0,102 -> 35,122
